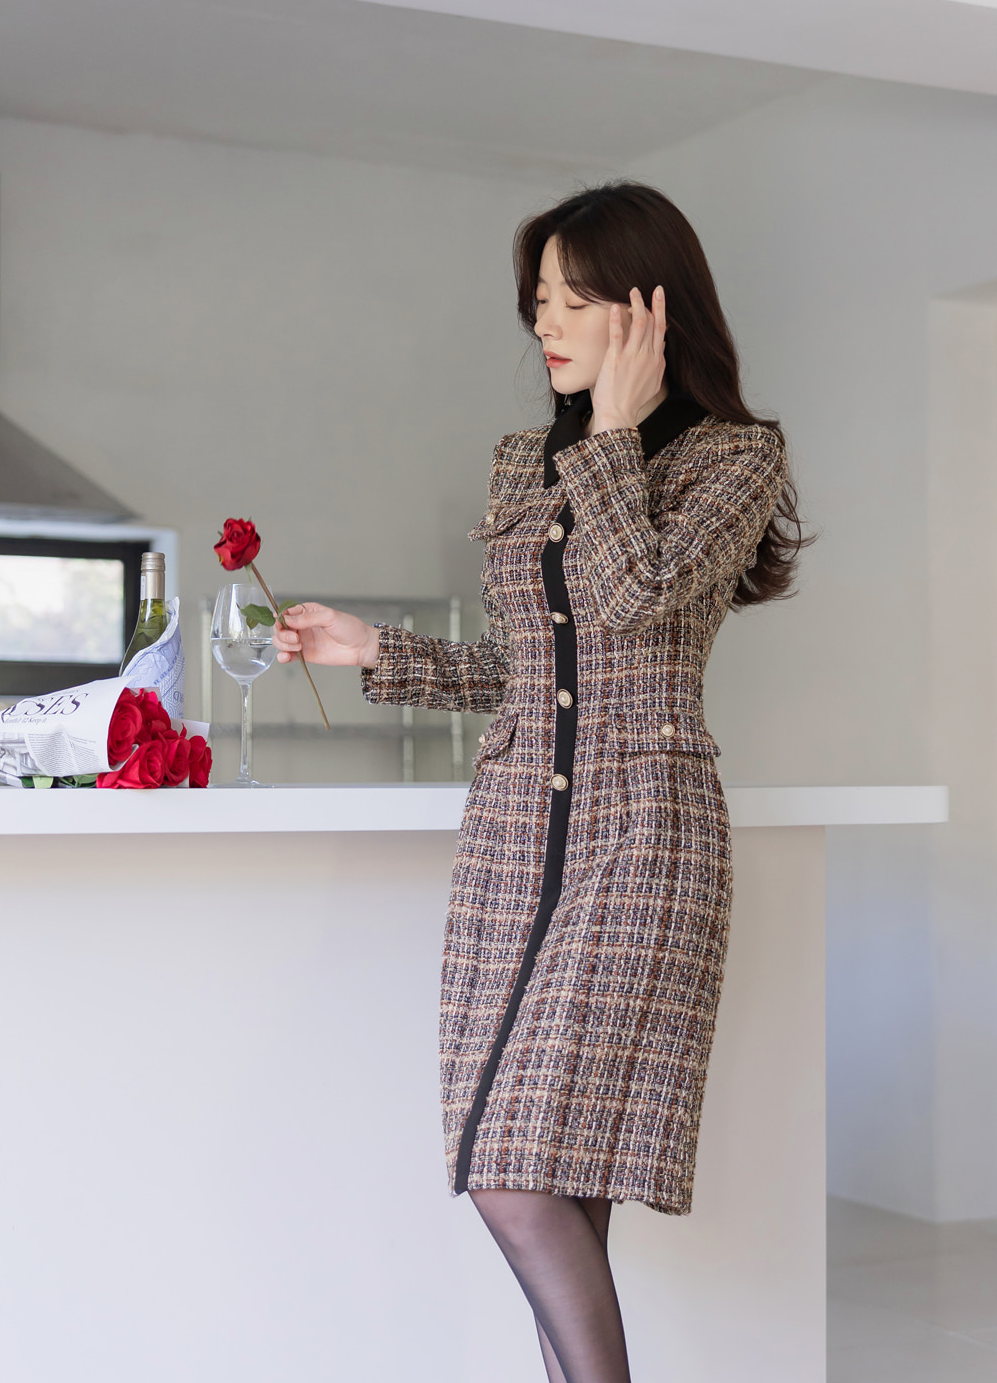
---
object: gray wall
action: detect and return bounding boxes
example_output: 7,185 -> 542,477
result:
0,117 -> 555,778
630,75 -> 997,1219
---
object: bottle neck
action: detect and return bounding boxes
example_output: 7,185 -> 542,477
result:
140,571 -> 165,602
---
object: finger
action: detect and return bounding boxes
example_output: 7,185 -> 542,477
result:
281,606 -> 327,629
273,627 -> 300,660
627,287 -> 650,353
607,301 -> 624,350
653,285 -> 667,352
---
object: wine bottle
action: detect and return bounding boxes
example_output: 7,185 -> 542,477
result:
120,551 -> 169,672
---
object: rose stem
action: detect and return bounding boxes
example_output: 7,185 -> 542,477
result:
249,560 -> 331,731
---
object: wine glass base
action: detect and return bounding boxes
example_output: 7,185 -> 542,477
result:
208,779 -> 274,789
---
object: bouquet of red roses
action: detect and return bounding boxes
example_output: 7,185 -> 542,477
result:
3,683 -> 211,789
95,688 -> 212,789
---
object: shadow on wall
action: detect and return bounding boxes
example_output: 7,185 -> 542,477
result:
827,280 -> 997,1223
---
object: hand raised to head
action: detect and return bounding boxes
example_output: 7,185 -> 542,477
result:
590,285 -> 667,436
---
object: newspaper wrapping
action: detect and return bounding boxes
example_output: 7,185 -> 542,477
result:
120,597 -> 184,719
0,675 -> 134,785
0,600 -> 187,786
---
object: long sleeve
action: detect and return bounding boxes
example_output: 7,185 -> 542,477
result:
360,576 -> 512,713
554,421 -> 787,634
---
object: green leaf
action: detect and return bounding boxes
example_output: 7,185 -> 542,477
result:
276,599 -> 298,616
66,775 -> 98,787
239,602 -> 275,630
30,776 -> 54,789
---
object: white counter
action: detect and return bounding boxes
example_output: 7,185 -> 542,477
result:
0,781 -> 949,834
0,785 -> 948,1383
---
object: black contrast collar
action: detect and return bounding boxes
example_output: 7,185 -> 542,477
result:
542,389 -> 708,488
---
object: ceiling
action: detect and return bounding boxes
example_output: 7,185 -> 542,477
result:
359,0 -> 997,96
0,0 -> 992,181
0,0 -> 828,180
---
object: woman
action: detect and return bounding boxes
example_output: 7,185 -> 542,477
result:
273,181 -> 806,1383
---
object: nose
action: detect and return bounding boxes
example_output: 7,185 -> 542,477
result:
534,304 -> 561,341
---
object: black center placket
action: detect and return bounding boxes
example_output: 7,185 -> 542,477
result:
453,497 -> 579,1194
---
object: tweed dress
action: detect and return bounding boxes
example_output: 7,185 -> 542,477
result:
362,390 -> 787,1215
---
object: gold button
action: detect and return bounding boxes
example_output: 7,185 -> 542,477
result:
661,723 -> 676,738
551,612 -> 569,624
484,513 -> 495,526
556,689 -> 574,709
551,773 -> 569,792
548,522 -> 565,542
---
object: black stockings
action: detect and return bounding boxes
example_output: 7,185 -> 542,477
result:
469,1188 -> 631,1383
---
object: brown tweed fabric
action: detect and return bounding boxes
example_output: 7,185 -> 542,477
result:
362,410 -> 787,1214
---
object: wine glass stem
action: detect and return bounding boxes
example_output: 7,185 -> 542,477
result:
239,680 -> 252,783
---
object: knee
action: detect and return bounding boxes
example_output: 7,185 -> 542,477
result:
469,1188 -> 551,1251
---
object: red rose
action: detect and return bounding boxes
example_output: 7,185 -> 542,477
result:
133,688 -> 172,741
162,730 -> 192,787
97,739 -> 167,789
187,735 -> 212,788
107,691 -> 143,766
214,518 -> 261,572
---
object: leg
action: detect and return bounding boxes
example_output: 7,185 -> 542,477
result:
469,1188 -> 630,1383
534,1198 -> 615,1383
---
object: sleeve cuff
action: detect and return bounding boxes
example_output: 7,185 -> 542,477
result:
552,427 -> 649,524
359,623 -> 411,705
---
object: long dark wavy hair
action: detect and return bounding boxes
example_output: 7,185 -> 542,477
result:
513,181 -> 812,607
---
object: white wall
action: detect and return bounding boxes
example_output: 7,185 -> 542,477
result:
629,76 -> 997,1219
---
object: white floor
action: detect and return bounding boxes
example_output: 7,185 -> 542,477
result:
828,1195 -> 997,1382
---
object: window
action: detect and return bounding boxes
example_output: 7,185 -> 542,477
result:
0,536 -> 149,696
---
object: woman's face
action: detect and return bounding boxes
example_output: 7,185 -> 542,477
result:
533,236 -> 632,395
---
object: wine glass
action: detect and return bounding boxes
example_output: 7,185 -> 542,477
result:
210,582 -> 277,787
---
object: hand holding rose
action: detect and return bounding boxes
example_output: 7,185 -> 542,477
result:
272,603 -> 380,668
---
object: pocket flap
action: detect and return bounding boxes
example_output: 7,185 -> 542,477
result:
614,708 -> 720,758
468,503 -> 532,542
472,707 -> 518,770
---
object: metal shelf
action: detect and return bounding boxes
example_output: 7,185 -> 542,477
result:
209,722 -> 454,741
